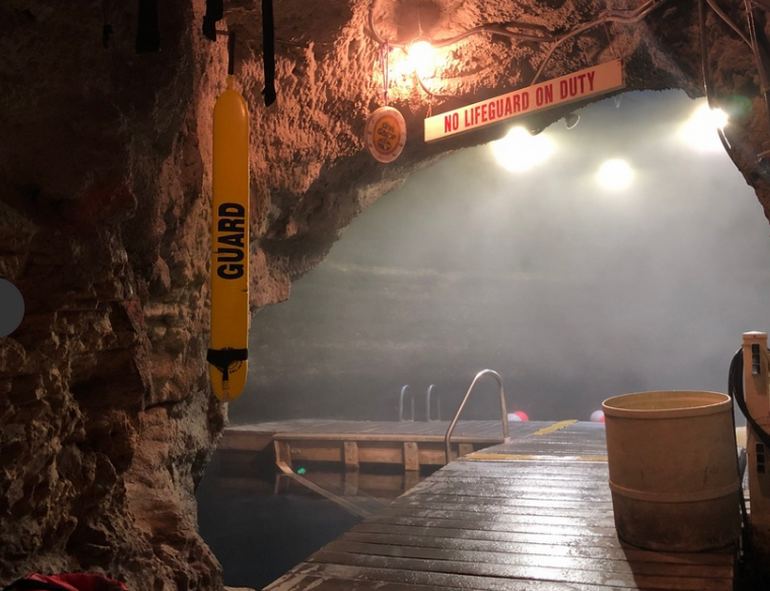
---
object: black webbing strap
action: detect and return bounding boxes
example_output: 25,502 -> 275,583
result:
262,0 -> 276,105
207,348 -> 248,382
3,579 -> 70,591
227,31 -> 236,76
203,0 -> 224,41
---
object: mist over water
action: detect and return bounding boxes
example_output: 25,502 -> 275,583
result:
232,90 -> 770,423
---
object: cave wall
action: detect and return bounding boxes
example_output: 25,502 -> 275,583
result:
1,0 -> 769,589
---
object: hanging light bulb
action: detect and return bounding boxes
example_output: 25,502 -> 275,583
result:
679,101 -> 729,153
406,39 -> 437,79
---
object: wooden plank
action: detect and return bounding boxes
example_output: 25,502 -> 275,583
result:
425,473 -> 613,489
343,441 -> 359,471
365,514 -> 619,538
274,440 -> 292,470
458,442 -> 474,458
323,540 -> 733,579
403,442 -> 419,472
341,531 -> 734,566
265,571 -> 468,591
309,550 -> 732,590
289,443 -> 343,463
268,561 -> 641,591
396,499 -> 617,520
219,430 -> 274,451
398,483 -> 612,501
358,444 -> 407,465
417,447 -> 447,465
274,432 -> 503,444
402,491 -> 614,509
377,506 -> 618,528
353,522 -> 629,549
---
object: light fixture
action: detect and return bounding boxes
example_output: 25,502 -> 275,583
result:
564,112 -> 580,130
491,126 -> 555,173
406,39 -> 437,79
596,158 -> 634,191
679,101 -> 729,153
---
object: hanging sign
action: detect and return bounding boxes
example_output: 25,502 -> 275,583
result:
424,59 -> 624,143
208,75 -> 250,402
365,106 -> 407,163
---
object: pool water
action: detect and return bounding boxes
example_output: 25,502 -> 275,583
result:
196,452 -> 422,589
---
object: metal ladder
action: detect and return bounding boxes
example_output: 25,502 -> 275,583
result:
398,384 -> 415,421
444,369 -> 510,462
399,384 -> 442,421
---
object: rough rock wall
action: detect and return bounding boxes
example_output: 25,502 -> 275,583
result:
1,0 -> 769,589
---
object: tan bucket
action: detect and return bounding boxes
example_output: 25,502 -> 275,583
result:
602,390 -> 741,552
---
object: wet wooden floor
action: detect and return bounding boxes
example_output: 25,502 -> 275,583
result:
263,421 -> 736,591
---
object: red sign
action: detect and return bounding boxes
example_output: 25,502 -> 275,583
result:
424,60 -> 624,142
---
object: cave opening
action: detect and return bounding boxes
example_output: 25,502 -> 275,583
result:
198,89 -> 770,589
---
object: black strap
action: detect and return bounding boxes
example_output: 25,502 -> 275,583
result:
227,31 -> 236,76
202,0 -> 224,41
101,0 -> 113,48
3,579 -> 70,591
729,349 -> 770,448
207,348 -> 248,382
135,0 -> 160,53
262,0 -> 276,105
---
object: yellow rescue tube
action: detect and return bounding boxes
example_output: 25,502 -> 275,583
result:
208,75 -> 249,401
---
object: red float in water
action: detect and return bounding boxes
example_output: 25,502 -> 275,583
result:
591,410 -> 605,423
509,410 -> 529,422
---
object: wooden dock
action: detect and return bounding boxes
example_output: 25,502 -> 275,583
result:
263,421 -> 737,591
222,419 -> 516,471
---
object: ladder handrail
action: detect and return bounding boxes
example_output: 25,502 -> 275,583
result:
398,384 -> 415,421
445,369 -> 509,462
426,384 -> 440,421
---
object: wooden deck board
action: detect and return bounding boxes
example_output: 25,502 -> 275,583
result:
223,419 -> 542,446
262,421 -> 736,591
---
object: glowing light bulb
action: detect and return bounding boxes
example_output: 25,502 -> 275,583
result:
491,126 -> 555,173
407,40 -> 437,78
679,101 -> 729,153
596,158 -> 634,191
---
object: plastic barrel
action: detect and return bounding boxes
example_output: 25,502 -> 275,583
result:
602,391 -> 741,551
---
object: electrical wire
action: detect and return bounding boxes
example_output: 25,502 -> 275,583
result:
730,347 -> 770,447
727,348 -> 753,559
414,71 -> 454,100
368,0 -> 670,100
367,0 -> 555,49
699,0 -> 736,155
427,23 -> 554,48
706,0 -> 752,47
744,0 -> 770,140
367,0 -> 761,106
530,0 -> 664,84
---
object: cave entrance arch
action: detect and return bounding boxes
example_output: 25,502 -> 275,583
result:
197,88 -> 770,590
235,89 -> 770,424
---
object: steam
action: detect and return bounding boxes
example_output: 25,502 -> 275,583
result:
233,90 -> 770,423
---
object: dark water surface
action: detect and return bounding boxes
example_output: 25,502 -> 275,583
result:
196,453 -> 418,589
